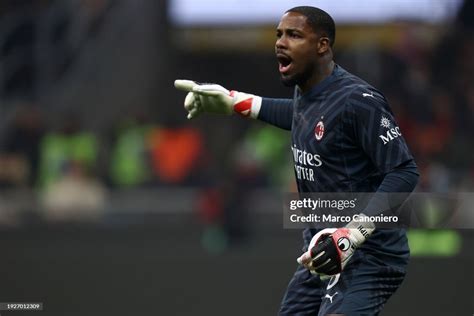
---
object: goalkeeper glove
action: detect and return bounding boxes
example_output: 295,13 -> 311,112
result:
174,80 -> 262,119
297,218 -> 375,276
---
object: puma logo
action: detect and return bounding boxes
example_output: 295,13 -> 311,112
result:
324,292 -> 338,303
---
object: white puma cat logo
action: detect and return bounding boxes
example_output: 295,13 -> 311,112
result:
324,292 -> 338,303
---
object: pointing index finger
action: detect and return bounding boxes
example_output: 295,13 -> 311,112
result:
174,79 -> 198,92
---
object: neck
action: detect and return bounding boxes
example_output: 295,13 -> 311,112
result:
299,60 -> 335,94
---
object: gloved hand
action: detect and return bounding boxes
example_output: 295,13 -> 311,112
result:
297,218 -> 375,276
174,80 -> 261,119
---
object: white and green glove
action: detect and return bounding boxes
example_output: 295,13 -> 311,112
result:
174,80 -> 262,119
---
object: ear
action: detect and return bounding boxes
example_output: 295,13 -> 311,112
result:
317,37 -> 331,54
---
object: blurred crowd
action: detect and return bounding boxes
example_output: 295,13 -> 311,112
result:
359,14 -> 474,192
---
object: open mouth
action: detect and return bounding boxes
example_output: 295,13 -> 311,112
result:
277,53 -> 293,74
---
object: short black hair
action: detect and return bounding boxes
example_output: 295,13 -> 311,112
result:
286,6 -> 336,47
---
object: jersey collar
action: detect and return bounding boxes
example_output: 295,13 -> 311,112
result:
296,64 -> 342,101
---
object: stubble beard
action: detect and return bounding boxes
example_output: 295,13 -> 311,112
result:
280,75 -> 298,87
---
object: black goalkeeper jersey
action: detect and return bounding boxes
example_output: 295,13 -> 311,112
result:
291,64 -> 415,194
264,64 -> 417,265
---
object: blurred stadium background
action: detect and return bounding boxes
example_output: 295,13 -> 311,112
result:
0,0 -> 472,315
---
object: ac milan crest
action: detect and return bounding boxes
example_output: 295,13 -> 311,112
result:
315,121 -> 324,141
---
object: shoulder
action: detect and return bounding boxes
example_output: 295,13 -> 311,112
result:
336,73 -> 392,120
344,80 -> 389,114
331,66 -> 384,105
348,86 -> 386,105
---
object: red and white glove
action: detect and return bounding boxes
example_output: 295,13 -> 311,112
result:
297,219 -> 375,276
174,80 -> 262,119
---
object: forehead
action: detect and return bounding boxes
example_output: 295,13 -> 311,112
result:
277,12 -> 312,33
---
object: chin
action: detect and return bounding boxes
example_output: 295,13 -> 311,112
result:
280,75 -> 297,87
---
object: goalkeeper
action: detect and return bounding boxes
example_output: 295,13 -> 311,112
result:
175,6 -> 418,316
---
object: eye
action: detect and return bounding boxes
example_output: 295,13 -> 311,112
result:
288,30 -> 302,38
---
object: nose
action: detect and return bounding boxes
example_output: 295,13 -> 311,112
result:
275,36 -> 287,50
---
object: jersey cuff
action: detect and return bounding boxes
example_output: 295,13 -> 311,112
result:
250,96 -> 262,119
